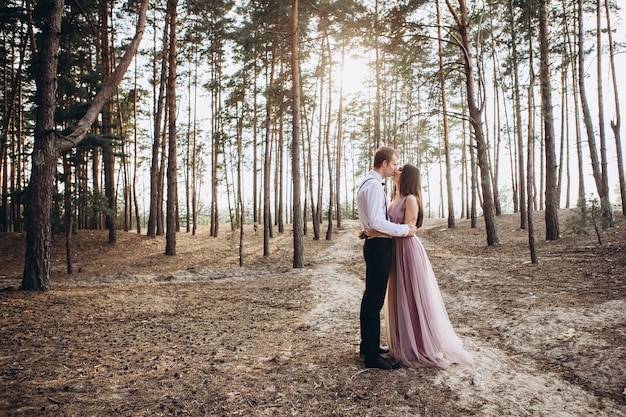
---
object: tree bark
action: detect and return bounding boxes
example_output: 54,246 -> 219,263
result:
22,0 -> 149,290
446,0 -> 499,245
291,0 -> 304,268
436,0 -> 455,228
237,103 -> 244,266
148,8 -> 168,238
335,47 -> 345,230
100,0 -> 117,245
165,0 -> 178,256
539,0 -> 560,240
604,0 -> 624,215
577,0 -> 607,214
595,0 -> 613,226
64,155 -> 73,274
21,0 -> 64,291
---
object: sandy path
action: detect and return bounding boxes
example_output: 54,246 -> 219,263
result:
304,220 -> 625,417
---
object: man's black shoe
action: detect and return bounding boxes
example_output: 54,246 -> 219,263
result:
364,356 -> 401,370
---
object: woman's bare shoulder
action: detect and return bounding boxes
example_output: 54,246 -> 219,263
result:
405,194 -> 418,205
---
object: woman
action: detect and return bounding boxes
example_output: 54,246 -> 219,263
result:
384,164 -> 473,368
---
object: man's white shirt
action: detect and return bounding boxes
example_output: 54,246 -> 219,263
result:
357,170 -> 409,237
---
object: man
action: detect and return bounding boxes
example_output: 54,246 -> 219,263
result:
357,146 -> 417,370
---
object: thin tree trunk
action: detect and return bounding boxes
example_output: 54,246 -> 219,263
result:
539,0 -> 560,240
527,101 -> 538,264
263,21 -> 279,255
165,0 -> 178,256
527,13 -> 538,263
374,0 -> 381,148
447,0 -> 499,245
101,0 -> 117,245
133,57 -> 141,234
237,103 -> 244,266
335,46 -> 345,230
568,1 -> 586,204
148,13 -> 169,238
291,0 -> 304,267
308,116 -> 319,240
509,0 -> 527,229
437,0 -> 455,228
595,0 -> 613,226
278,113 -> 285,233
185,64 -> 192,233
604,0 -> 624,215
64,155 -> 73,274
558,61 -> 567,204
192,45 -> 199,235
324,33 -> 334,241
253,62 -> 259,227
577,0 -> 606,210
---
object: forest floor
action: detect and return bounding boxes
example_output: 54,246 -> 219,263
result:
0,209 -> 625,416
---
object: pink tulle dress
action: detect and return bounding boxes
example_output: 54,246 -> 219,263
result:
385,196 -> 473,368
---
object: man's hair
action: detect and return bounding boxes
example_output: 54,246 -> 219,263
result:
373,146 -> 398,168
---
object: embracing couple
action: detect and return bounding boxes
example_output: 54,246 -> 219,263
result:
357,146 -> 473,370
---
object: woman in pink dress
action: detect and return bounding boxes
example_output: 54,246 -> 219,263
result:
384,164 -> 473,368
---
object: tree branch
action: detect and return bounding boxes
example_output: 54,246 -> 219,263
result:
57,0 -> 150,153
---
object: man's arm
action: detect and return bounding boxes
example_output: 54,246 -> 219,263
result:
367,185 -> 411,237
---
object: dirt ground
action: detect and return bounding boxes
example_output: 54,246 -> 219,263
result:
0,210 -> 625,416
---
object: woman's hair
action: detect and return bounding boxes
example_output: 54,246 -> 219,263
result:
373,146 -> 398,168
398,164 -> 424,228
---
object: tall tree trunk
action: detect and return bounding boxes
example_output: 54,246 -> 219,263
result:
21,0 -> 64,291
567,1 -> 586,204
315,54 -> 324,239
373,0 -> 381,148
278,113 -> 285,233
604,0 -> 624,215
558,60 -> 567,205
308,117 -> 319,240
210,40 -> 220,238
527,16 -> 539,263
1,26 -> 28,232
290,0 -> 304,268
191,46 -> 199,236
165,0 -> 178,256
185,65 -> 192,233
509,0 -> 527,229
437,0 -> 455,228
101,0 -> 117,245
264,15 -> 279,255
253,63 -> 259,226
324,33 -> 334,241
63,154 -> 73,274
158,103 -> 168,234
539,0 -> 560,240
237,103 -> 244,266
461,109 -> 468,219
132,58 -> 141,234
577,0 -> 607,213
447,0 -> 499,245
595,0 -> 613,226
147,14 -> 169,238
527,97 -> 538,264
24,0 -> 149,289
335,46 -> 345,230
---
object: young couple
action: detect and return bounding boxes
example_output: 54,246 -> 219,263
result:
357,146 -> 473,370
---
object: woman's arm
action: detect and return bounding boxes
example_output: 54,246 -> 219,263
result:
404,194 -> 419,227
